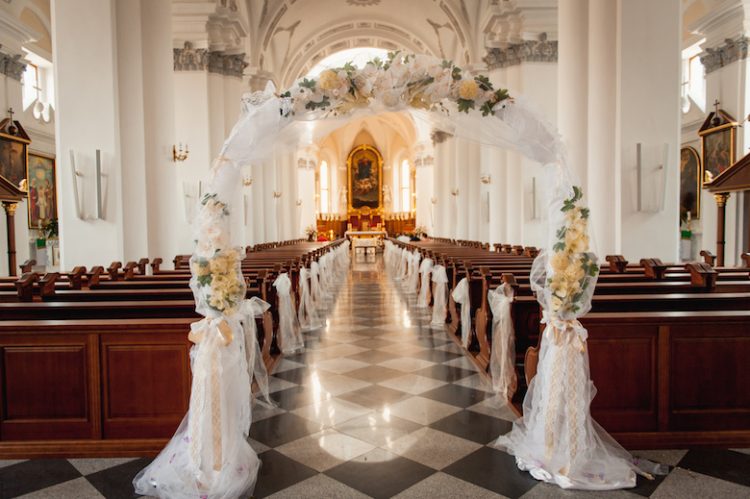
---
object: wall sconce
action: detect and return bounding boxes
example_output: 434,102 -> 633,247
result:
296,198 -> 303,206
243,176 -> 253,187
273,190 -> 282,199
450,188 -> 459,197
173,143 -> 189,162
480,174 -> 491,184
430,196 -> 437,204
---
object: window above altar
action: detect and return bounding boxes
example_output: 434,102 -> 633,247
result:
306,47 -> 389,78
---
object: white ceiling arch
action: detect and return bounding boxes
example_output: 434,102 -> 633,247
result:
245,0 -> 478,88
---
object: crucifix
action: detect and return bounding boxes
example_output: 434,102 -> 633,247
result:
5,107 -> 18,136
711,99 -> 721,126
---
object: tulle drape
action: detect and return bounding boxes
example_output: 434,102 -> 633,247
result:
417,258 -> 433,307
488,283 -> 517,401
430,265 -> 448,326
451,277 -> 471,348
298,268 -> 323,331
405,250 -> 421,294
272,273 -> 304,353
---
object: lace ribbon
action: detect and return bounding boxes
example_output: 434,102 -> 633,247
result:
298,267 -> 322,330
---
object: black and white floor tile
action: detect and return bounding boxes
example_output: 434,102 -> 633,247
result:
1,255 -> 749,498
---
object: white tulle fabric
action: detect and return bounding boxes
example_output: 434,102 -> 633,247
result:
310,261 -> 322,309
298,268 -> 322,331
488,283 -> 517,401
133,298 -> 270,499
451,277 -> 471,348
272,273 -> 304,354
406,251 -> 421,294
417,258 -> 433,307
430,265 -> 448,326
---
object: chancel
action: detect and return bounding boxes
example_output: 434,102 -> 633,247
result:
0,1 -> 748,498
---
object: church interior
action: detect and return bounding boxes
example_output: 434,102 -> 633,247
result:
0,0 -> 748,498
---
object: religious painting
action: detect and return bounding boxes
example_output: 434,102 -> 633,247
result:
347,144 -> 383,213
679,146 -> 701,220
0,133 -> 28,189
26,151 -> 57,229
699,109 -> 737,186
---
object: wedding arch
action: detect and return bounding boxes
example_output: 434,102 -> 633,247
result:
133,52 -> 656,498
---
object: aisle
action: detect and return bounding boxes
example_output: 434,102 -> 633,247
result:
250,254 -> 518,498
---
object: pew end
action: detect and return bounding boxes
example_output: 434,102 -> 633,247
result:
107,261 -> 123,280
67,266 -> 87,290
605,254 -> 629,273
88,266 -> 105,288
640,258 -> 667,279
123,262 -> 138,280
685,262 -> 718,290
15,272 -> 39,301
741,252 -> 750,268
136,258 -> 150,274
39,272 -> 60,298
700,250 -> 717,266
19,259 -> 37,274
151,258 -> 164,273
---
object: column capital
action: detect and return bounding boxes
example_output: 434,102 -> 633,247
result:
699,35 -> 748,74
483,33 -> 558,70
2,201 -> 19,216
713,192 -> 730,206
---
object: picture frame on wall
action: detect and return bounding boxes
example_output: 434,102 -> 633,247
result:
0,124 -> 30,190
679,146 -> 701,220
26,151 -> 58,229
698,109 -> 737,186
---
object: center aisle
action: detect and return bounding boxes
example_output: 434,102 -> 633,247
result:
250,255 -> 520,498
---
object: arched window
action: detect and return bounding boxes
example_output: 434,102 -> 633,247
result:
401,159 -> 411,212
392,161 -> 400,211
319,160 -> 329,213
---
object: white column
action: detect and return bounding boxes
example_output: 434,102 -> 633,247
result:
465,141 -> 481,240
586,0 -> 618,256
454,138 -> 469,239
505,65 -> 523,245
53,0 -> 124,268
558,0 -> 589,185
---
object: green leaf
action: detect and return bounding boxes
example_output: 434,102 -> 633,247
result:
556,226 -> 567,239
299,78 -> 317,89
441,59 -> 453,69
553,242 -> 566,252
475,74 -> 492,91
452,66 -> 462,81
581,207 -> 590,219
457,98 -> 474,113
197,274 -> 212,287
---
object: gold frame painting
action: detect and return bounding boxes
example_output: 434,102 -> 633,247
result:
679,146 -> 701,220
700,121 -> 736,186
26,151 -> 57,229
0,130 -> 30,190
347,144 -> 383,215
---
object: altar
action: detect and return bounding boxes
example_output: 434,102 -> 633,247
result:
345,230 -> 387,254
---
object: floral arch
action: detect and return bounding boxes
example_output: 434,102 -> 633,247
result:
134,52 -> 656,499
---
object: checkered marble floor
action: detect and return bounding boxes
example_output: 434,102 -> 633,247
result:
1,254 -> 749,498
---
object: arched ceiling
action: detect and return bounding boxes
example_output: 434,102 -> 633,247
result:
244,0 -> 487,88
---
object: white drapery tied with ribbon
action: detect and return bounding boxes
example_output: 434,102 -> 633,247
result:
417,258 -> 433,307
133,297 -> 271,499
430,264 -> 448,326
273,273 -> 304,353
396,248 -> 408,281
451,277 -> 471,348
488,283 -> 517,401
406,250 -> 421,294
298,268 -> 322,331
310,261 -> 322,309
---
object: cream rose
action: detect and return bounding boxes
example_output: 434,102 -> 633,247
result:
550,251 -> 569,273
318,70 -> 339,91
458,79 -> 479,100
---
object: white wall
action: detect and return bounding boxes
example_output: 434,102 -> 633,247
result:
618,0 -> 682,262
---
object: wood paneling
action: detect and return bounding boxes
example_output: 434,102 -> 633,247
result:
588,325 -> 658,432
670,323 -> 750,431
101,333 -> 190,438
0,334 -> 99,440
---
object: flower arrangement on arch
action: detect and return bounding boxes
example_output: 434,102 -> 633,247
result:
279,51 -> 511,118
547,186 -> 599,316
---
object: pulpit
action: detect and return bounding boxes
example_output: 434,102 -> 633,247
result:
706,151 -> 750,265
